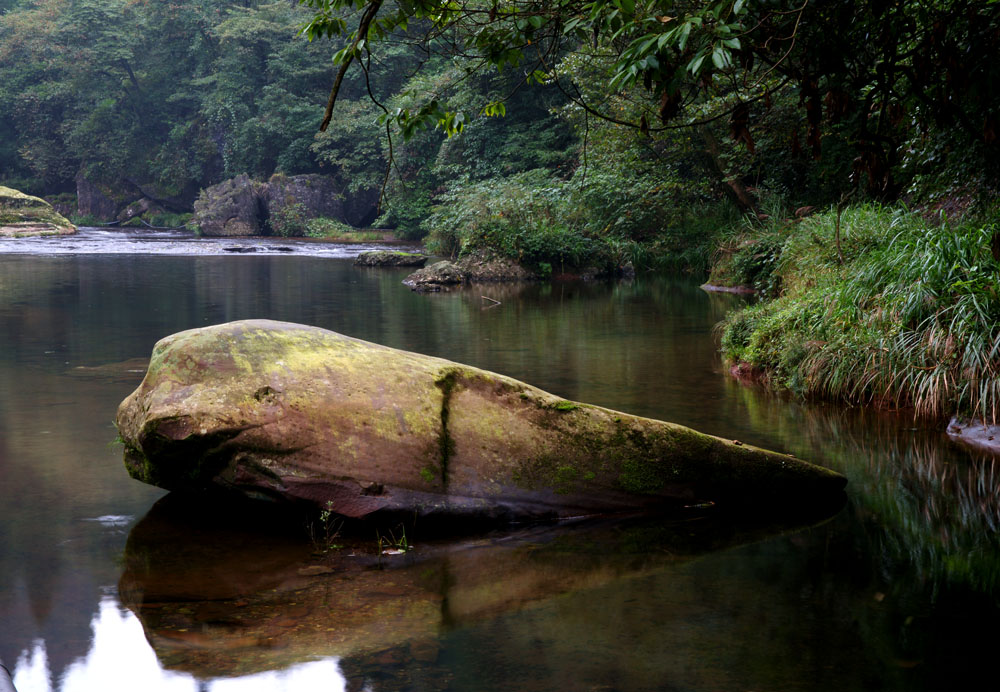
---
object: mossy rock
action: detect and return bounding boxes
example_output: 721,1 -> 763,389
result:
402,261 -> 466,291
116,320 -> 846,523
354,250 -> 428,267
0,185 -> 76,237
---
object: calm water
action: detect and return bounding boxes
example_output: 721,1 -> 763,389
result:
1,230 -> 998,691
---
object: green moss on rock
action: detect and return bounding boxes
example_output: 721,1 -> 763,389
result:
1,185 -> 76,237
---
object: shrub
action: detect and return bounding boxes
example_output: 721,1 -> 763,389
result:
269,202 -> 308,237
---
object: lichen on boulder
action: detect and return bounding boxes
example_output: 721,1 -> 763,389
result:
115,320 -> 846,523
0,185 -> 76,237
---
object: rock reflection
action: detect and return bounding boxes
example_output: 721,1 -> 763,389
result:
119,494 -> 843,685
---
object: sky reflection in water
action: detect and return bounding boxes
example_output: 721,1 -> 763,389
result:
13,599 -> 346,692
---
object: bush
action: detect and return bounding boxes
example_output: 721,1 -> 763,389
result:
305,217 -> 354,238
423,167 -> 724,273
268,202 -> 308,237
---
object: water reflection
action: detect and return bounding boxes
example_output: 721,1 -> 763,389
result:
2,249 -> 999,691
118,495 -> 841,686
732,390 -> 1000,593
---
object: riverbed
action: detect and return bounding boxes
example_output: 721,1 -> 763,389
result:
0,228 -> 997,691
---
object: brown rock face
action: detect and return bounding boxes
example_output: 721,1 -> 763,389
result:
115,320 -> 846,522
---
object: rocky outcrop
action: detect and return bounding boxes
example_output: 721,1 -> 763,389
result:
192,173 -> 379,237
355,250 -> 428,267
0,186 -> 76,237
116,320 -> 846,523
75,173 -> 131,220
402,260 -> 467,290
192,174 -> 267,237
401,252 -> 633,291
341,185 -> 380,227
76,174 -> 194,222
264,173 -> 344,225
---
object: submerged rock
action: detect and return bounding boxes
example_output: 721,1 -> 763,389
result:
0,185 -> 76,237
947,417 -> 1000,455
355,250 -> 428,267
115,320 -> 845,522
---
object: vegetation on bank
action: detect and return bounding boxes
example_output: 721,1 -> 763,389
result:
718,204 -> 1000,423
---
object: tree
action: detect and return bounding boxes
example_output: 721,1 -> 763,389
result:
302,0 -> 1000,202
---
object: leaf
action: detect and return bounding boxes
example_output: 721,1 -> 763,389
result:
678,21 -> 692,51
688,52 -> 706,74
711,45 -> 726,69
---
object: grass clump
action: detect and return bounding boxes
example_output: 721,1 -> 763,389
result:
720,204 -> 1000,422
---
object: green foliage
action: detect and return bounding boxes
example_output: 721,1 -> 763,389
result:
304,216 -> 355,238
269,202 -> 309,237
720,205 -> 1000,422
423,171 -> 607,270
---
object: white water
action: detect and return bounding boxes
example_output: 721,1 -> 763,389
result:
0,227 -> 411,258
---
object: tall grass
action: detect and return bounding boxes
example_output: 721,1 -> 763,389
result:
721,205 -> 1000,422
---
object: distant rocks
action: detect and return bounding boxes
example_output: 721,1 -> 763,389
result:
402,260 -> 467,291
193,174 -> 267,237
193,173 -> 380,237
0,185 -> 76,237
354,250 -> 427,267
75,173 -> 196,224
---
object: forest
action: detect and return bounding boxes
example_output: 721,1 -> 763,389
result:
2,0 -> 1000,421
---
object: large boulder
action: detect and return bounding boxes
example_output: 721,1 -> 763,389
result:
116,320 -> 845,523
192,174 -> 266,236
264,173 -> 344,231
0,186 -> 76,237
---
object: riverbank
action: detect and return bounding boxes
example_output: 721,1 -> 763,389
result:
425,194 -> 1000,438
714,203 -> 1000,430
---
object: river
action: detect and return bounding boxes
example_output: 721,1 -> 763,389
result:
0,228 -> 997,691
